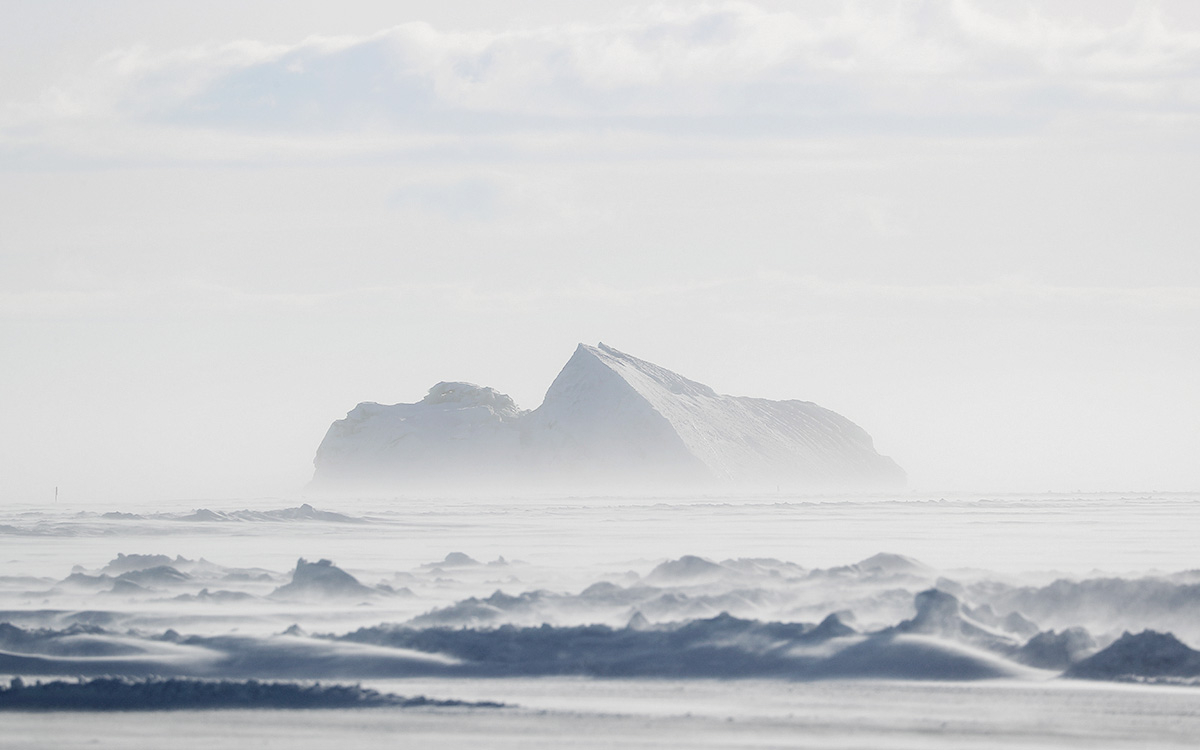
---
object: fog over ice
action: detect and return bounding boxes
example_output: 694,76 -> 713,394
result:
2,1 -> 1199,502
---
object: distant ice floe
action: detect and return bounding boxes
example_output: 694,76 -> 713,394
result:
0,503 -> 372,538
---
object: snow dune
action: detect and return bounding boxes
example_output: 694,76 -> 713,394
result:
0,676 -> 500,711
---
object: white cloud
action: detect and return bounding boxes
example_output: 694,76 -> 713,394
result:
3,2 -> 1200,162
388,177 -> 502,220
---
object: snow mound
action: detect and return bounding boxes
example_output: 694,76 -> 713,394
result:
1015,628 -> 1096,670
53,572 -> 115,591
854,553 -> 930,577
889,589 -> 1018,653
343,612 -> 1025,681
312,342 -> 903,490
1066,630 -> 1200,681
106,579 -> 151,596
645,556 -> 729,584
270,558 -> 376,601
172,504 -> 362,523
253,504 -> 362,523
807,612 -> 858,640
813,634 -> 1026,680
0,623 -> 144,658
423,552 -> 481,569
987,576 -> 1200,638
115,566 -> 190,587
101,554 -> 186,575
173,588 -> 257,604
0,676 -> 501,711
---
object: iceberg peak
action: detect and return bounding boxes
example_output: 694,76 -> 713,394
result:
420,382 -> 522,416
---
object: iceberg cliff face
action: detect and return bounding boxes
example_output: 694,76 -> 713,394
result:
311,343 -> 904,491
519,344 -> 706,483
312,382 -> 526,488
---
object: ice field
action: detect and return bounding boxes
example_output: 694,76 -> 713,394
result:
2,492 -> 1200,747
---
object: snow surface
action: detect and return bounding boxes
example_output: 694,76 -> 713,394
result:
5,679 -> 1200,748
4,492 -> 1200,746
312,343 -> 903,491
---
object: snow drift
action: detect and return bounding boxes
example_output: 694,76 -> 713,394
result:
342,609 -> 1029,681
10,539 -> 1200,686
1066,630 -> 1200,682
270,558 -> 378,601
0,676 -> 499,711
311,343 -> 903,491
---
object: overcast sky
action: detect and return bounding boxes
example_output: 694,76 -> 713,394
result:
2,0 -> 1198,502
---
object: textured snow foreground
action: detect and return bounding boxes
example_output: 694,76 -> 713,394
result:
312,343 -> 904,491
2,493 -> 1200,748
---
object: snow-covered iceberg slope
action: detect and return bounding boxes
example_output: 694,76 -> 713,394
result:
312,343 -> 903,491
313,381 -> 527,488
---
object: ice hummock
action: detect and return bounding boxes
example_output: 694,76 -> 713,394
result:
270,558 -> 377,601
311,343 -> 904,491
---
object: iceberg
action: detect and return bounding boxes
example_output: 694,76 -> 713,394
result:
311,343 -> 903,491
